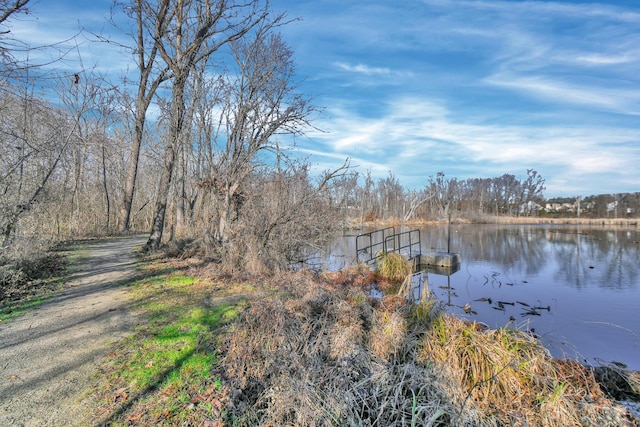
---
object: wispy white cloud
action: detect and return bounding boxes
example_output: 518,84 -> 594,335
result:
575,53 -> 638,66
483,74 -> 640,115
300,93 -> 640,195
335,62 -> 392,76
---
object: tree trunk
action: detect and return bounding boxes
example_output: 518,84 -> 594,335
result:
119,113 -> 143,231
146,77 -> 185,250
146,141 -> 175,249
102,144 -> 111,230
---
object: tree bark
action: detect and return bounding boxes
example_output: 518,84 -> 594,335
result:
146,78 -> 184,250
117,0 -> 169,232
119,105 -> 146,231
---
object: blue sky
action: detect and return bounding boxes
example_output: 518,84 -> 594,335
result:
7,0 -> 640,197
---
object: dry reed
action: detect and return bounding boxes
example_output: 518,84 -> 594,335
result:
419,314 -> 634,426
218,268 -> 637,426
220,268 -> 454,426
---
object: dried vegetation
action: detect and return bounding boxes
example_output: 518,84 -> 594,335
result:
421,315 -> 633,426
218,266 -> 637,426
0,241 -> 66,316
220,267 -> 452,426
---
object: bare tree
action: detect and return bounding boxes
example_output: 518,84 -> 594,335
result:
375,172 -> 404,220
403,190 -> 431,222
517,169 -> 546,216
236,160 -> 350,273
0,0 -> 30,75
145,0 -> 269,250
428,172 -> 456,218
326,170 -> 359,218
204,27 -> 313,247
0,0 -> 29,30
111,0 -> 171,232
0,82 -> 80,245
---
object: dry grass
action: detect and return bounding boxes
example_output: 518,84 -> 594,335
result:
220,268 -> 454,426
355,215 -> 640,228
217,267 -> 639,426
419,314 -> 634,426
484,216 -> 639,227
376,251 -> 413,283
374,251 -> 414,297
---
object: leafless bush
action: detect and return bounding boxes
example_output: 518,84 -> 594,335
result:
196,160 -> 350,275
0,241 -> 65,304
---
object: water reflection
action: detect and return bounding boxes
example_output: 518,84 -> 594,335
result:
319,224 -> 640,370
425,225 -> 640,292
545,228 -> 640,290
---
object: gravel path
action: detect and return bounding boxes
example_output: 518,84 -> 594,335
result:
0,236 -> 146,427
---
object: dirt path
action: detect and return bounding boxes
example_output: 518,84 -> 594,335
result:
0,236 -> 147,427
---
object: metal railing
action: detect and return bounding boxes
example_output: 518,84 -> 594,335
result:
356,227 -> 396,264
384,229 -> 422,261
356,227 -> 421,265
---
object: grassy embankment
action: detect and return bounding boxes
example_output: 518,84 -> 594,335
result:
89,249 -> 638,426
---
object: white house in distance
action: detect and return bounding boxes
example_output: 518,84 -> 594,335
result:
519,200 -> 544,215
544,199 -> 596,215
545,201 -> 577,213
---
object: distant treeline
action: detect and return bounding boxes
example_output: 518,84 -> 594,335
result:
328,169 -> 639,222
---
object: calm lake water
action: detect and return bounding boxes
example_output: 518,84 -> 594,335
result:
319,224 -> 640,370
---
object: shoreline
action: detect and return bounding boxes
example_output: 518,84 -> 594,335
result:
341,214 -> 640,417
345,215 -> 640,229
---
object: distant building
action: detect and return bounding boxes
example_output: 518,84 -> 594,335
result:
545,202 -> 575,213
520,200 -> 543,215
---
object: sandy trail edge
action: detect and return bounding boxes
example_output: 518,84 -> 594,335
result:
0,236 -> 146,427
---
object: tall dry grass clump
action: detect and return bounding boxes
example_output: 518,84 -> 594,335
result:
376,251 -> 412,282
419,314 -> 633,426
375,251 -> 413,295
220,267 -> 454,426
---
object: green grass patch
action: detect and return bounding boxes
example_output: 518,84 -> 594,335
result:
94,269 -> 247,426
0,295 -> 51,322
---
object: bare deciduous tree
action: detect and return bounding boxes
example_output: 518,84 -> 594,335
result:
0,0 -> 30,76
234,159 -> 350,273
0,0 -> 29,30
517,169 -> 545,216
0,82 -> 79,245
111,0 -> 171,232
145,0 -> 269,250
204,27 -> 313,247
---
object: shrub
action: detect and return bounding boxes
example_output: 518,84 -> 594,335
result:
0,249 -> 64,305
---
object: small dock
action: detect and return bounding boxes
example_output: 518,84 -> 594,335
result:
355,227 -> 461,273
355,227 -> 461,304
418,252 -> 461,269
